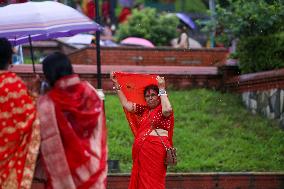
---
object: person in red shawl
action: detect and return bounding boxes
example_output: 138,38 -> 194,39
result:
37,52 -> 107,189
0,38 -> 40,188
82,0 -> 96,20
118,6 -> 132,23
111,72 -> 174,189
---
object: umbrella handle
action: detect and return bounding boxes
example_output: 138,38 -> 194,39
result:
28,35 -> 36,73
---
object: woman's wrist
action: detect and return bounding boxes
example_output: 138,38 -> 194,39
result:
158,88 -> 167,96
112,83 -> 121,91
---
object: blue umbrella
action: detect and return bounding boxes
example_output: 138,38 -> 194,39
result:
119,0 -> 135,7
176,13 -> 196,30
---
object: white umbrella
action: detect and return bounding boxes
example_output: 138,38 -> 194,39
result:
172,37 -> 202,48
188,37 -> 202,48
0,1 -> 101,72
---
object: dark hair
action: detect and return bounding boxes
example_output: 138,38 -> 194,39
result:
177,23 -> 187,32
42,52 -> 73,87
0,38 -> 13,70
143,84 -> 159,97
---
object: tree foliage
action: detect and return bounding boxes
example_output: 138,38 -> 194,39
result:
202,0 -> 284,73
204,0 -> 284,45
116,8 -> 179,46
237,33 -> 284,73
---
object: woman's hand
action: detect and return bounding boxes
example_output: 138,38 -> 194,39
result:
110,72 -> 133,111
156,76 -> 166,89
110,72 -> 121,90
110,72 -> 118,83
157,76 -> 172,116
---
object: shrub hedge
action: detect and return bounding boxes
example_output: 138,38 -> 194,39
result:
237,33 -> 284,73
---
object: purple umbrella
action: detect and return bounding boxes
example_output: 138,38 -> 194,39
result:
0,1 -> 102,45
118,0 -> 135,7
0,1 -> 101,72
176,13 -> 196,30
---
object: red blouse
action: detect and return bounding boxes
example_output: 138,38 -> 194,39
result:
134,103 -> 174,146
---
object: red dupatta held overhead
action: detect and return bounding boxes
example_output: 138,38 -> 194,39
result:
113,72 -> 158,136
114,71 -> 174,145
0,72 -> 40,189
37,74 -> 107,189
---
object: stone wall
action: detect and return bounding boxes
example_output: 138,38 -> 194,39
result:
225,68 -> 284,129
242,89 -> 284,129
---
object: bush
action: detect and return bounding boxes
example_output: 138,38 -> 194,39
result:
211,0 -> 284,44
237,33 -> 284,73
116,8 -> 179,46
202,0 -> 284,73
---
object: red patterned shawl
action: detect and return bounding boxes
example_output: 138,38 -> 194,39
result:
37,74 -> 107,189
0,71 -> 40,189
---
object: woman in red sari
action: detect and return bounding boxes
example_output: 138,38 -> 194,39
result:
37,52 -> 107,189
111,72 -> 174,189
0,38 -> 40,189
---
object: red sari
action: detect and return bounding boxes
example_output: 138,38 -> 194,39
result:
0,71 -> 40,189
37,74 -> 107,189
114,72 -> 174,189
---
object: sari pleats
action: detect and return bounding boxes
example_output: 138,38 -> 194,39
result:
129,136 -> 169,189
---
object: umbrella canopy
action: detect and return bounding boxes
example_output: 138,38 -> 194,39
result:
121,37 -> 155,48
60,33 -> 94,45
176,13 -> 196,30
0,1 -> 101,45
118,0 -> 134,7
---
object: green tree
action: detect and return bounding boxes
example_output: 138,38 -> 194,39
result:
209,0 -> 284,45
116,8 -> 179,46
202,0 -> 284,73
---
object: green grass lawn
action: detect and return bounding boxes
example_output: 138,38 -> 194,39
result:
105,89 -> 284,173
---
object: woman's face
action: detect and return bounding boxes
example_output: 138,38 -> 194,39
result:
144,89 -> 160,109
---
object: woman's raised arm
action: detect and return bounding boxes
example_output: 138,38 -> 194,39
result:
156,76 -> 172,117
110,72 -> 134,112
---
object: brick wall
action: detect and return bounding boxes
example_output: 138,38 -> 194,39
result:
107,173 -> 284,189
68,46 -> 229,67
31,173 -> 284,189
10,64 -> 224,91
11,64 -> 284,93
225,68 -> 284,93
